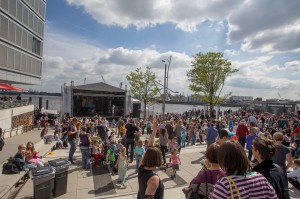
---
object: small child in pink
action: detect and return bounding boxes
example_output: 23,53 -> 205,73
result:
171,148 -> 181,178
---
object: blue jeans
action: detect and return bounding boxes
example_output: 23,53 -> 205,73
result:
181,139 -> 186,148
136,156 -> 142,171
68,140 -> 77,161
80,146 -> 90,170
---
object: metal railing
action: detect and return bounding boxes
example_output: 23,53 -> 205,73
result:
1,125 -> 34,140
0,99 -> 31,110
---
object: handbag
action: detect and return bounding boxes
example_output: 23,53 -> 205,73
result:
226,176 -> 241,199
183,170 -> 214,199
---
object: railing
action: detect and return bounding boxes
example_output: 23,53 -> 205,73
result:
1,125 -> 34,140
0,99 -> 31,110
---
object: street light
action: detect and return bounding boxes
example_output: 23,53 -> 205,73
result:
161,56 -> 172,115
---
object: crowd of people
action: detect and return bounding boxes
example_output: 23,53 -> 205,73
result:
6,106 -> 300,199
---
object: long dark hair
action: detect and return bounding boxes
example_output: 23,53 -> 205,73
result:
218,141 -> 251,176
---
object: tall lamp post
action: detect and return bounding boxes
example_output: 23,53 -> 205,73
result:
162,56 -> 172,115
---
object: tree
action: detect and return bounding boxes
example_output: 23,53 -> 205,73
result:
126,67 -> 160,119
187,52 -> 238,118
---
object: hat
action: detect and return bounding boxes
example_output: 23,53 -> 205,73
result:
240,119 -> 245,123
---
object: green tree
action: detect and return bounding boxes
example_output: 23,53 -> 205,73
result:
126,67 -> 160,119
187,52 -> 238,118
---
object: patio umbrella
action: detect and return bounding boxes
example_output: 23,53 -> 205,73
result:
0,84 -> 26,91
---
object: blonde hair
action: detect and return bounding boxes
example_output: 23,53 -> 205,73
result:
121,146 -> 126,156
18,144 -> 26,151
137,140 -> 143,147
273,132 -> 284,142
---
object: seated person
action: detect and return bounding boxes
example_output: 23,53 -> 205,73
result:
25,150 -> 44,167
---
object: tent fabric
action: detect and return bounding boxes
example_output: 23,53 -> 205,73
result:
0,84 -> 26,91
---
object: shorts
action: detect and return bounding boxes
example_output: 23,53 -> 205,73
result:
172,164 -> 179,170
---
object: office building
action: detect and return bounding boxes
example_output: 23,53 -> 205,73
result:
0,0 -> 46,85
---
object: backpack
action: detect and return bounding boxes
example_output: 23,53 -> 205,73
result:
183,170 -> 214,199
2,162 -> 20,174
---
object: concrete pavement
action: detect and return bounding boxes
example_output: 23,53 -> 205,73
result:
14,139 -> 300,199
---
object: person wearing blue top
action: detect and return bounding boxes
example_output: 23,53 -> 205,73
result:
182,126 -> 187,148
246,127 -> 258,161
134,140 -> 145,171
205,123 -> 218,149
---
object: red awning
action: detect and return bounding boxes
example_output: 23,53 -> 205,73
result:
0,84 -> 26,91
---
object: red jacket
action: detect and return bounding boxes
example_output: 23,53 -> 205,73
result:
236,124 -> 249,138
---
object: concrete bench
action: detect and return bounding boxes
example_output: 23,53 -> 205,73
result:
0,140 -> 57,199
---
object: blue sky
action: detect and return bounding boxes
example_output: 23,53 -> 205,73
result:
28,0 -> 300,100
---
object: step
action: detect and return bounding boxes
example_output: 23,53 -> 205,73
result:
0,139 -> 57,199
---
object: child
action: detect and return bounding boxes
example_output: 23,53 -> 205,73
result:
115,147 -> 129,188
92,140 -> 100,166
287,158 -> 300,190
182,126 -> 187,148
26,141 -> 38,159
171,148 -> 181,178
25,150 -> 44,167
134,140 -> 145,172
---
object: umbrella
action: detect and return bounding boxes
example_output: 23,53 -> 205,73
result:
0,84 -> 26,91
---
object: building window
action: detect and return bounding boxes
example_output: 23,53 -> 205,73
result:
32,37 -> 41,56
0,15 -> 9,40
0,43 -> 8,67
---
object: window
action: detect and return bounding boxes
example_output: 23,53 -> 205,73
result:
16,1 -> 23,22
22,6 -> 28,26
0,43 -> 8,67
32,37 -> 41,56
26,56 -> 31,73
14,50 -> 21,70
15,25 -> 22,46
7,48 -> 15,69
0,15 -> 9,40
1,0 -> 9,12
8,20 -> 16,43
21,53 -> 26,72
21,29 -> 27,49
9,0 -> 17,18
28,11 -> 33,30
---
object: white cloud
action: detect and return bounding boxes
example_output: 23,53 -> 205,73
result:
65,0 -> 300,53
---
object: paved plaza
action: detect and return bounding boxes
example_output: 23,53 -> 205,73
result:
0,130 -> 296,199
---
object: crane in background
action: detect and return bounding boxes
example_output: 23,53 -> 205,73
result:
278,92 -> 283,100
101,75 -> 106,83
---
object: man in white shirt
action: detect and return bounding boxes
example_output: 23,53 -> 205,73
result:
248,114 -> 257,127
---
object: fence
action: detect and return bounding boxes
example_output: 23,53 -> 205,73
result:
0,125 -> 34,139
0,99 -> 31,110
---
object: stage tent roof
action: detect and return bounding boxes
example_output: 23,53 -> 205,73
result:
74,82 -> 125,93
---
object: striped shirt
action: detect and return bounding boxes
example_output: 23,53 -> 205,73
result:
213,172 -> 278,199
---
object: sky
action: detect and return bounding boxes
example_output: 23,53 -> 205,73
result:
26,0 -> 300,100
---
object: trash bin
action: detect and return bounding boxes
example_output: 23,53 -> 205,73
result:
30,165 -> 55,199
48,158 -> 71,197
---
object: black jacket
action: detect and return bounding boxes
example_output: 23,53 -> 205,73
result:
252,159 -> 290,199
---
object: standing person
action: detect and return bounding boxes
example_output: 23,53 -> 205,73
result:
181,124 -> 187,148
79,126 -> 91,170
125,119 -> 140,163
272,132 -> 293,171
117,117 -> 125,138
68,118 -> 78,164
115,146 -> 129,188
146,120 -> 152,135
173,120 -> 183,149
97,120 -> 108,142
159,128 -> 168,165
213,141 -> 278,199
166,121 -> 174,150
170,148 -> 181,178
236,119 -> 249,148
205,123 -> 218,149
246,127 -> 258,161
137,118 -> 164,199
252,137 -> 290,199
134,140 -> 145,172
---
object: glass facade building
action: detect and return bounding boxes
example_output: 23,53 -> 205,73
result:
0,0 -> 46,85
